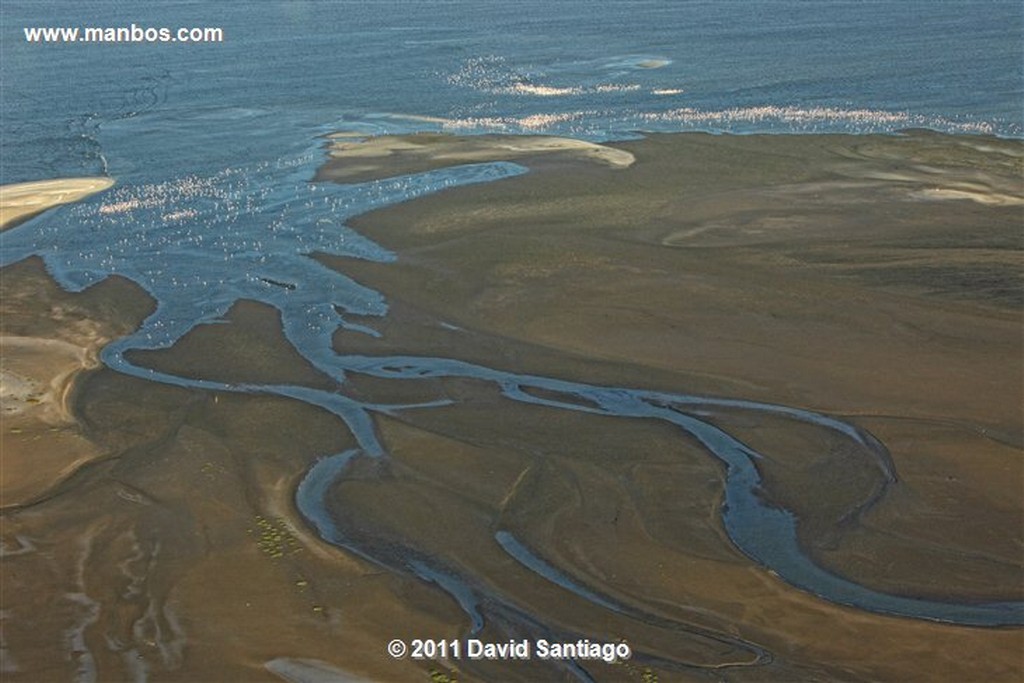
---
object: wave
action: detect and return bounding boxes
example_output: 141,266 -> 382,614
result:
429,105 -> 1009,138
642,105 -> 1003,135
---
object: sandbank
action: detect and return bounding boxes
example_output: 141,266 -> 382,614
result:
314,132 -> 634,183
0,177 -> 113,230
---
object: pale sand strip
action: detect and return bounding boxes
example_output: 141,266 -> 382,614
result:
0,177 -> 113,231
913,187 -> 1024,205
317,132 -> 634,183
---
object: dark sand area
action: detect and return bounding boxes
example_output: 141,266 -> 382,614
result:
1,131 -> 1022,682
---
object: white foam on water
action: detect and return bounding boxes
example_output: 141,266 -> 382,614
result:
505,83 -> 583,96
641,104 -> 1002,135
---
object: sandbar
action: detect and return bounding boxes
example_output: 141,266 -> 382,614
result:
0,177 -> 113,230
315,132 -> 634,183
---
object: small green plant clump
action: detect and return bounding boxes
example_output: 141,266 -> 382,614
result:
429,668 -> 458,683
619,659 -> 659,683
248,515 -> 303,558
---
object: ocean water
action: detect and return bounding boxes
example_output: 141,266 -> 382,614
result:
2,0 -> 1021,184
1,0 -> 1022,631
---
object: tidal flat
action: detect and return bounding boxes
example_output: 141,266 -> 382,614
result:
1,131 -> 1022,682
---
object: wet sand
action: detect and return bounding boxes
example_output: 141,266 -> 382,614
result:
330,131 -> 1024,678
0,256 -> 153,509
1,132 -> 1021,682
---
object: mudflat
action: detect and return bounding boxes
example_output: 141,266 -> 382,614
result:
1,131 -> 1021,682
331,130 -> 1024,678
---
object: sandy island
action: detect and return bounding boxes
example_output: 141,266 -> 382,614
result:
315,132 -> 635,183
1,134 -> 1021,682
0,177 -> 114,231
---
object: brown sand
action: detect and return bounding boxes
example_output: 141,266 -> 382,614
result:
328,130 -> 1024,679
0,257 -> 153,510
0,178 -> 119,505
1,132 -> 1021,682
